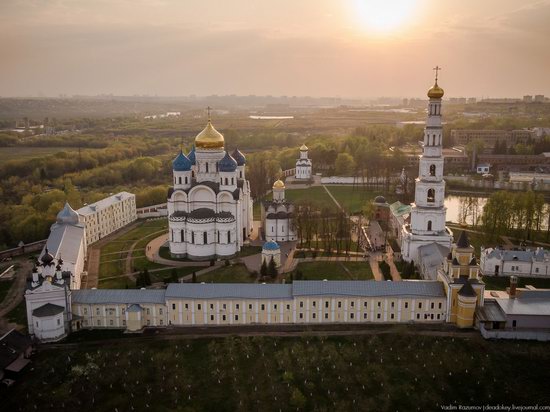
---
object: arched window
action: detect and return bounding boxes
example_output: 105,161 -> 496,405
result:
205,162 -> 209,173
225,178 -> 228,185
429,164 -> 436,176
218,231 -> 220,243
227,231 -> 231,243
178,176 -> 182,184
185,176 -> 188,184
203,232 -> 207,244
427,221 -> 432,231
180,229 -> 184,242
191,232 -> 195,244
427,188 -> 435,203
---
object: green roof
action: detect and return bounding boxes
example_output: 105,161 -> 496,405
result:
390,201 -> 411,217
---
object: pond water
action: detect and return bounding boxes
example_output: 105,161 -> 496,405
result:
444,195 -> 487,225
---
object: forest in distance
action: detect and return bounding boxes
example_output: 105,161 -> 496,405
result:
1,105 -> 550,250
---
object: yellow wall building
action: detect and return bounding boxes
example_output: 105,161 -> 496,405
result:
438,231 -> 485,328
72,281 -> 448,332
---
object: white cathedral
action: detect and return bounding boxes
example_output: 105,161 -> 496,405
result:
167,115 -> 253,260
295,144 -> 312,180
401,71 -> 453,278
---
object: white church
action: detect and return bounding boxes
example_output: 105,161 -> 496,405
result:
401,70 -> 453,278
167,115 -> 253,260
295,144 -> 312,180
261,178 -> 297,242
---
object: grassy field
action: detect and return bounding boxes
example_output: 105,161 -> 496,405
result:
0,146 -> 80,161
325,185 -> 387,214
285,187 -> 335,208
482,275 -> 550,291
295,261 -> 373,280
98,219 -> 168,279
199,263 -> 255,283
3,332 -> 550,411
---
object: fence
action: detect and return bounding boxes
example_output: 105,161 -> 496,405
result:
0,240 -> 47,260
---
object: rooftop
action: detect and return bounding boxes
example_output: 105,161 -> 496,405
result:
77,192 -> 134,216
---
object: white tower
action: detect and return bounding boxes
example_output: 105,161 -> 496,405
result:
295,144 -> 312,179
401,67 -> 452,268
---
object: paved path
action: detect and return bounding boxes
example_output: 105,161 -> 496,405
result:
145,234 -> 210,268
124,229 -> 167,277
84,247 -> 101,288
322,185 -> 344,212
369,254 -> 383,281
0,259 -> 33,331
385,252 -> 402,281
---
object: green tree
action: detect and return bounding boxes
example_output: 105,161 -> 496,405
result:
335,153 -> 356,176
268,257 -> 278,278
192,272 -> 197,283
260,259 -> 268,277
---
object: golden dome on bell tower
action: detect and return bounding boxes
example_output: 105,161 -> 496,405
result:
195,107 -> 225,149
427,65 -> 444,99
427,82 -> 445,99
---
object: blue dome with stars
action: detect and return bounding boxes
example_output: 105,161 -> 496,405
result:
219,151 -> 238,172
231,148 -> 246,166
187,145 -> 196,165
172,150 -> 192,171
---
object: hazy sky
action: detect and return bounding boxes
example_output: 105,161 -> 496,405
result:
1,0 -> 549,98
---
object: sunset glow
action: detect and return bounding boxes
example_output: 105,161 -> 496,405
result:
354,0 -> 420,34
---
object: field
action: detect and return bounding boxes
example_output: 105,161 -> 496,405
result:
0,278 -> 14,303
98,219 -> 204,288
198,263 -> 255,283
285,186 -> 391,214
0,146 -> 79,161
3,331 -> 550,411
295,261 -> 373,280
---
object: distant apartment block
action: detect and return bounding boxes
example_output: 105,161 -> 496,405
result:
451,129 -> 534,149
77,192 -> 137,245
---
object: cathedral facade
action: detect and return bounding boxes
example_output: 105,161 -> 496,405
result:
401,72 -> 453,276
167,117 -> 253,260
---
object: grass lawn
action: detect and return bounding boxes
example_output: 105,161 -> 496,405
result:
99,219 -> 168,279
198,263 -> 255,283
285,186 -> 335,208
482,275 -> 550,291
324,185 -> 389,214
3,333 -> 550,411
0,279 -> 14,304
295,261 -> 373,280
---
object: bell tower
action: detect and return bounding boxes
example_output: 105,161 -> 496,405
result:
401,67 -> 452,266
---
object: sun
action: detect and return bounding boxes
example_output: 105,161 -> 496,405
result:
354,0 -> 419,34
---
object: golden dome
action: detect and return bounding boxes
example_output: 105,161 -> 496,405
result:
300,144 -> 308,151
427,81 -> 444,99
273,179 -> 285,189
195,120 -> 224,149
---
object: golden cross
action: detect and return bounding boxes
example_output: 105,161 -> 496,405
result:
433,66 -> 442,82
206,106 -> 212,121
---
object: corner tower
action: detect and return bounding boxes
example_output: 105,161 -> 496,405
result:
401,67 -> 452,274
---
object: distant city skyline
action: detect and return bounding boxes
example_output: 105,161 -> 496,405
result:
1,0 -> 549,98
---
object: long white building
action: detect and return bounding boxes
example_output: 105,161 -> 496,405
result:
77,192 -> 137,245
167,116 -> 253,260
480,247 -> 550,277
